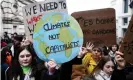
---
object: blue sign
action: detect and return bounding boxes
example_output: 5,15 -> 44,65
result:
33,12 -> 83,63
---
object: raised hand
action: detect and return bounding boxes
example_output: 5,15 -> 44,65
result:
86,42 -> 94,52
115,51 -> 126,70
78,47 -> 88,58
47,59 -> 57,75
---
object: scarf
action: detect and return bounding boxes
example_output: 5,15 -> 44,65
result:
21,66 -> 34,80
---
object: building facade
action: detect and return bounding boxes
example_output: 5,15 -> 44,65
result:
0,0 -> 36,37
110,0 -> 133,44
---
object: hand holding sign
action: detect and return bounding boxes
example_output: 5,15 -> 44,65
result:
47,59 -> 57,74
115,51 -> 126,70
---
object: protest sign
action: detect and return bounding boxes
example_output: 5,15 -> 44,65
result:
33,12 -> 83,63
119,15 -> 133,64
71,8 -> 116,47
22,0 -> 68,40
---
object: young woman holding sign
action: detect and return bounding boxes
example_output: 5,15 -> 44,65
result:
5,44 -> 58,80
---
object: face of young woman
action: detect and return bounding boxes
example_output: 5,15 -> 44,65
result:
112,45 -> 117,52
103,61 -> 114,75
19,49 -> 32,66
92,48 -> 102,59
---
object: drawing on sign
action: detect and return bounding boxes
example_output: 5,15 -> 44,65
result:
33,12 -> 83,63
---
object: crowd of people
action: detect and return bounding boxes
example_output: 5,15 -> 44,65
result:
1,32 -> 133,80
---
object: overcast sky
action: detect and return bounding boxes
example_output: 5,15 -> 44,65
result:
67,0 -> 111,14
37,0 -> 111,14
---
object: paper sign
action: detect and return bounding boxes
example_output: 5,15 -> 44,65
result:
33,12 -> 83,63
22,0 -> 68,40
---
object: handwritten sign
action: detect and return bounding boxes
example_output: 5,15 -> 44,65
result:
33,12 -> 83,63
22,0 -> 68,40
119,15 -> 133,64
71,8 -> 116,47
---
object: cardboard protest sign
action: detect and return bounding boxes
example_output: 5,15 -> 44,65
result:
119,15 -> 133,64
22,0 -> 68,40
33,12 -> 83,63
71,8 -> 116,47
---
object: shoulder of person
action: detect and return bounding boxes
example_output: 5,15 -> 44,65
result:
85,53 -> 92,57
83,53 -> 93,60
5,43 -> 13,49
1,44 -> 12,54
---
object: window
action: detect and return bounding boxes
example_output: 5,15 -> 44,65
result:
124,0 -> 128,13
123,17 -> 128,25
123,28 -> 127,37
13,26 -> 17,28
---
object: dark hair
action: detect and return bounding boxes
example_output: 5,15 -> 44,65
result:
14,35 -> 23,42
109,44 -> 119,51
97,56 -> 113,70
10,44 -> 38,79
4,32 -> 8,34
92,47 -> 103,55
13,32 -> 18,35
102,46 -> 110,56
1,48 -> 12,64
90,56 -> 114,77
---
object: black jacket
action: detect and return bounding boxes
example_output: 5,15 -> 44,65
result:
59,57 -> 82,80
111,63 -> 133,80
6,63 -> 59,80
